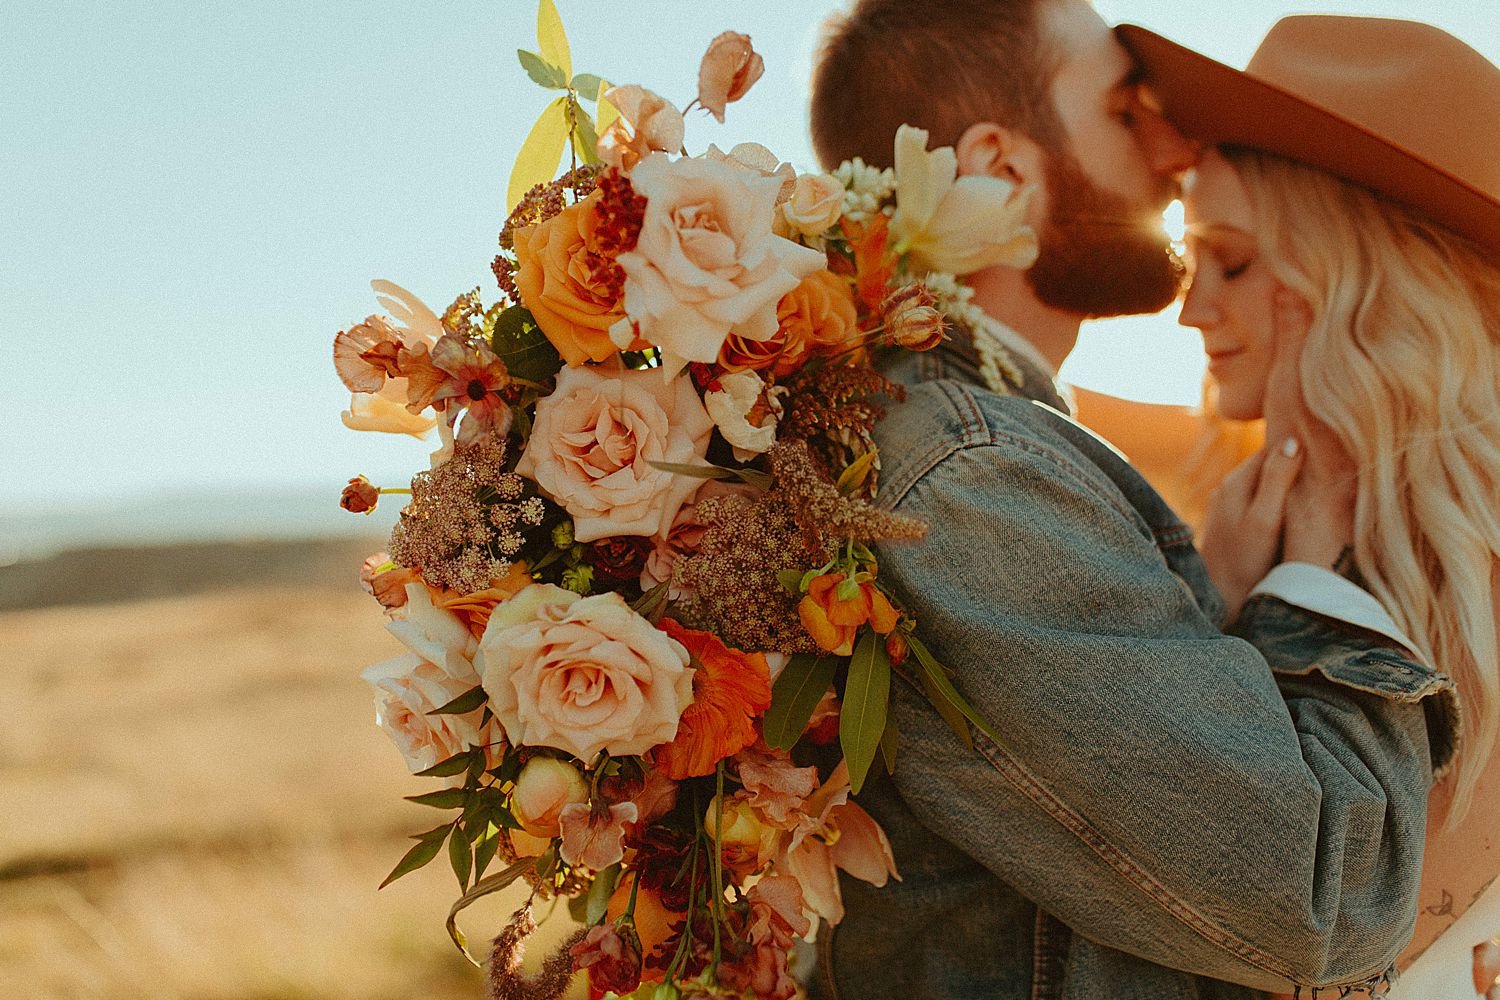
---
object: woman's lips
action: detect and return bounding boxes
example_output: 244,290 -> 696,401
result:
1205,348 -> 1244,372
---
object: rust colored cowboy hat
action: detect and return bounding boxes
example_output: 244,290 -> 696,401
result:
1116,16 -> 1500,254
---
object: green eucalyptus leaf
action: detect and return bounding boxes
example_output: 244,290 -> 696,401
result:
490,305 -> 563,384
570,72 -> 605,97
840,630 -> 891,794
762,653 -> 837,751
517,48 -> 568,89
404,787 -> 470,810
379,835 -> 445,889
427,684 -> 487,717
569,96 -> 601,165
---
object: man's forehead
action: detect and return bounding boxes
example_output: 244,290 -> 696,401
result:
1046,1 -> 1135,93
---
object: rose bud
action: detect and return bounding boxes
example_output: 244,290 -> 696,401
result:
510,757 -> 589,839
883,284 -> 947,352
340,475 -> 380,514
704,793 -> 779,877
885,630 -> 910,667
782,172 -> 845,239
697,31 -> 765,123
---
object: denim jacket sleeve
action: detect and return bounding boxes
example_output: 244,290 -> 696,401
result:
872,380 -> 1457,994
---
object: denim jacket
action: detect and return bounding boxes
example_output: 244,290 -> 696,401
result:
815,339 -> 1459,1000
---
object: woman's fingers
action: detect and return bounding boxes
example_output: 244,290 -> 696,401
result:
1263,288 -> 1314,447
1476,938 -> 1500,996
1248,436 -> 1303,533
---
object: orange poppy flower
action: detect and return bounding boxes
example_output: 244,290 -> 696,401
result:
653,620 -> 772,779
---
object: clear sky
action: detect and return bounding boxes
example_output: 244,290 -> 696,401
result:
4,1 -> 1498,511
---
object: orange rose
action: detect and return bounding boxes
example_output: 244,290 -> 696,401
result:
431,561 -> 533,638
653,619 -> 772,779
797,574 -> 900,656
513,190 -> 629,367
773,270 -> 860,374
719,270 -> 861,375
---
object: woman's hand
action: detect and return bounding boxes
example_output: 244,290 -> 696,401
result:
1199,439 -> 1304,621
1266,290 -> 1358,570
1478,938 -> 1500,1000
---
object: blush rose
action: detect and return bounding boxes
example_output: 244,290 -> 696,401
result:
477,584 -> 695,760
516,360 -> 715,542
615,153 -> 825,378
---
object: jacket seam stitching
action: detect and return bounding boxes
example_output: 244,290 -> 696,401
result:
965,729 -> 1298,981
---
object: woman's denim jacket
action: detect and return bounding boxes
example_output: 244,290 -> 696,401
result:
815,342 -> 1459,1000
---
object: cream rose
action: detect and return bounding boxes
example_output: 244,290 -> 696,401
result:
516,360 -> 714,542
361,655 -> 489,777
477,585 -> 695,760
704,370 -> 781,460
782,173 -> 845,238
615,153 -> 826,378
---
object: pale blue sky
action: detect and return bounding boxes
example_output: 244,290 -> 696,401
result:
4,1 -> 1497,513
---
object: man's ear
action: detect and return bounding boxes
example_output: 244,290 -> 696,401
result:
955,121 -> 1047,187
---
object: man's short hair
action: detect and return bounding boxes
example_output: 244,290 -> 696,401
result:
811,0 -> 1069,171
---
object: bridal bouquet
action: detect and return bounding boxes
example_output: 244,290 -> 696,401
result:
334,3 -> 1034,997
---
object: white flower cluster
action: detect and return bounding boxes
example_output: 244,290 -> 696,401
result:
923,272 -> 1027,395
834,156 -> 897,221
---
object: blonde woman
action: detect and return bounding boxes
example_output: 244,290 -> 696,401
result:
1120,15 -> 1500,998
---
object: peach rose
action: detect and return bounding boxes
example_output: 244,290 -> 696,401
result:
782,173 -> 845,239
516,360 -> 714,542
477,585 -> 695,760
361,656 -> 490,777
697,31 -> 764,123
616,154 -> 825,378
513,190 -> 629,367
510,757 -> 589,838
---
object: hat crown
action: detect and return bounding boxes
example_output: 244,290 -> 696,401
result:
1246,16 -> 1500,200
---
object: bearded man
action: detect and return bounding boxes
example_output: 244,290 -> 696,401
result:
805,1 -> 1456,997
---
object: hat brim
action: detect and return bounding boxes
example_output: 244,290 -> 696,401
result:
1116,23 -> 1500,254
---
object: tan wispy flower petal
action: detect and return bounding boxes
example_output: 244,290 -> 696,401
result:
597,86 -> 684,171
697,31 -> 764,123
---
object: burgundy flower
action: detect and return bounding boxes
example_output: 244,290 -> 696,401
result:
569,922 -> 644,996
589,535 -> 653,587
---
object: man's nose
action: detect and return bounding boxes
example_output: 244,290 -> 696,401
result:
1137,108 -> 1199,177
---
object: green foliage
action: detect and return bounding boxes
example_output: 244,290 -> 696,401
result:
427,684 -> 487,717
517,49 -> 568,89
490,305 -> 564,384
763,653 -> 837,751
379,824 -> 450,889
448,822 -> 473,889
646,460 -> 773,491
840,630 -> 891,794
907,634 -> 1006,748
404,787 -> 469,810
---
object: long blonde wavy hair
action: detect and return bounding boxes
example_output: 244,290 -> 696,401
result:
1222,148 -> 1500,823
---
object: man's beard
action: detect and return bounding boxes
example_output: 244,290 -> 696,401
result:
1026,150 -> 1185,318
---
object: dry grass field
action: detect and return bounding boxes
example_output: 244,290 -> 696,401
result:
0,542 -> 580,1000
